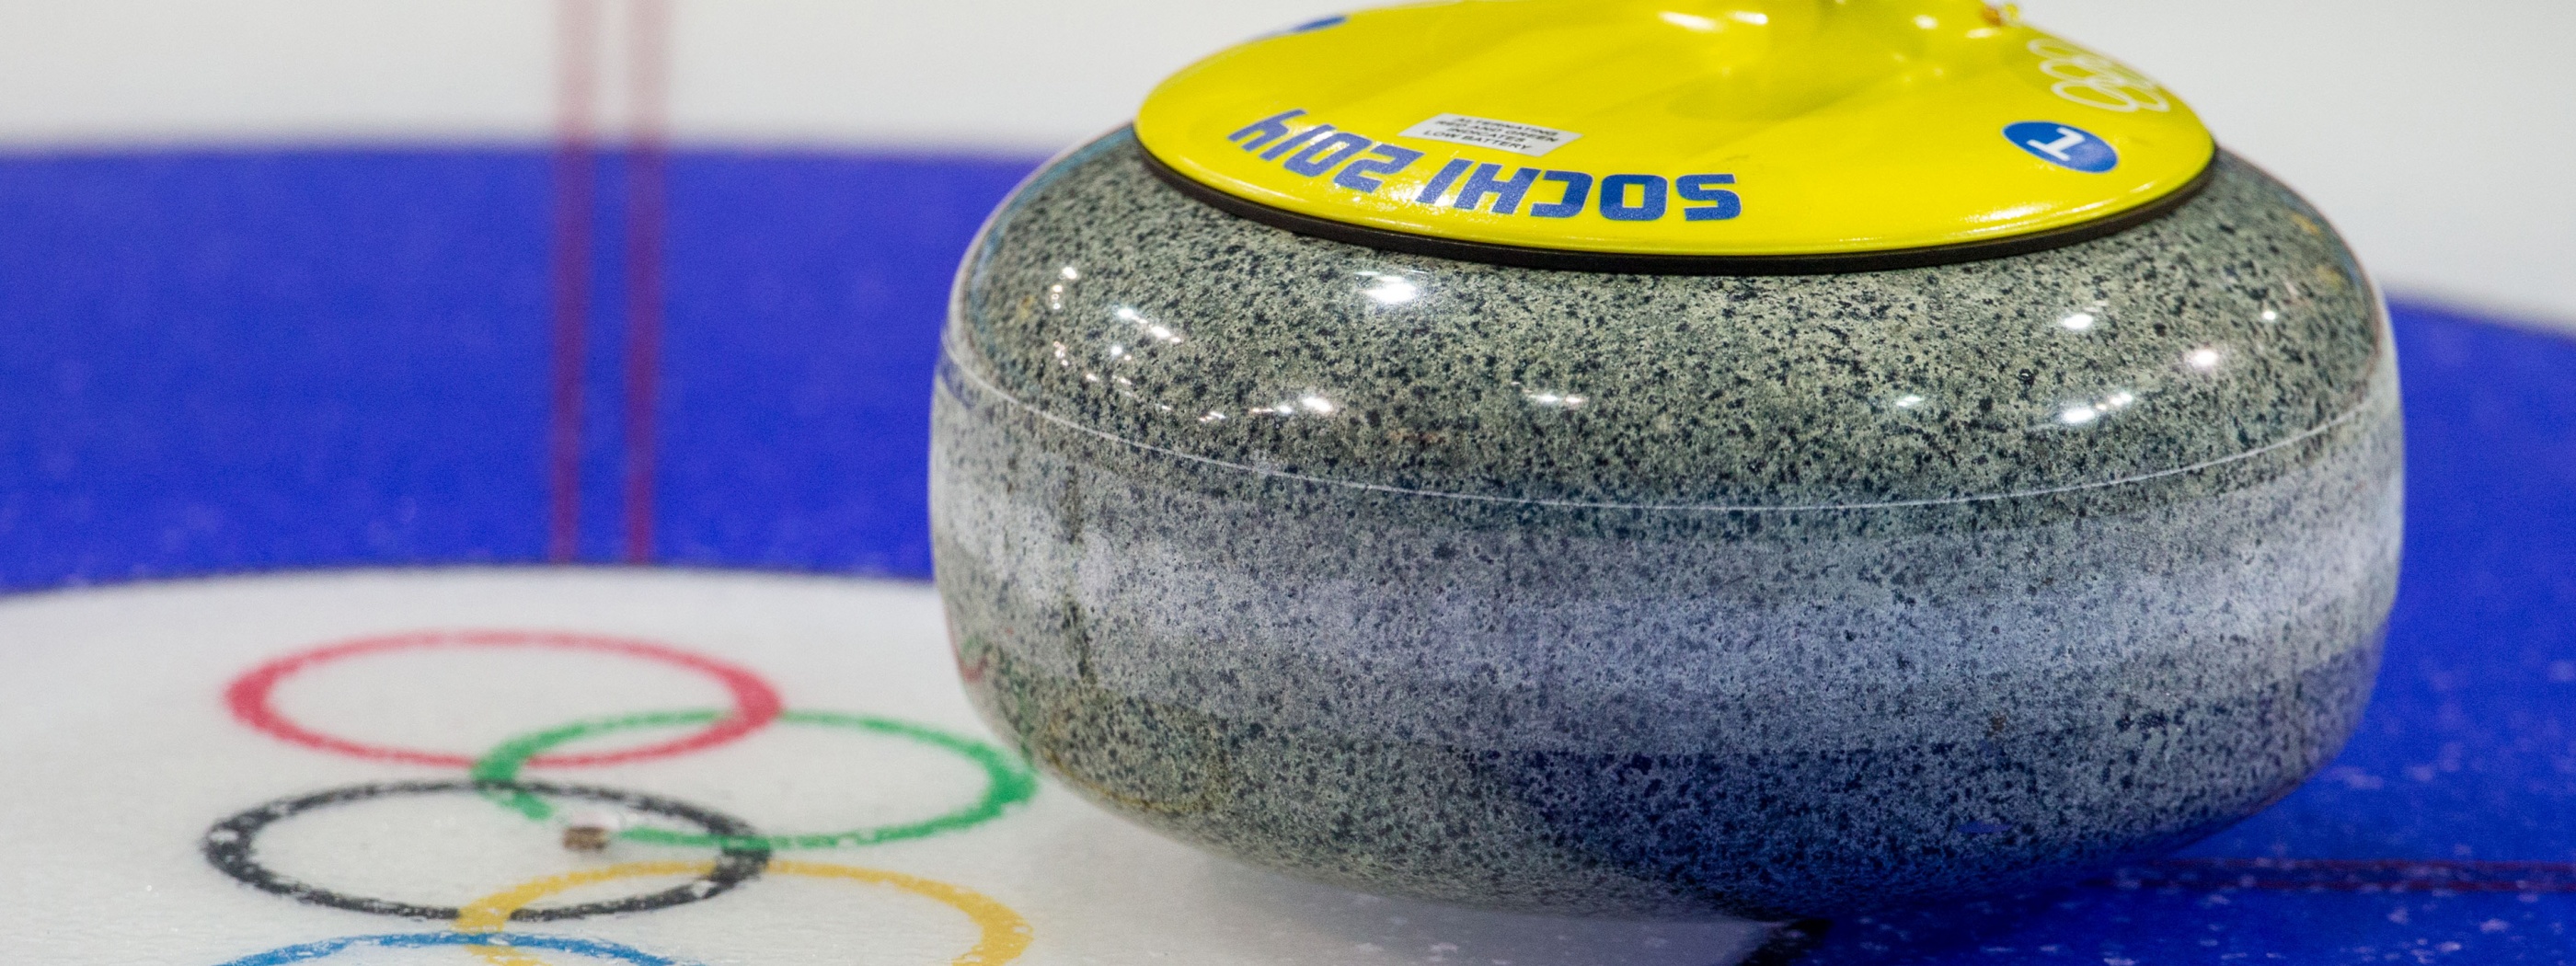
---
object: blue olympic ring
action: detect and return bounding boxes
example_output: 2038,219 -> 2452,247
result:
211,931 -> 703,966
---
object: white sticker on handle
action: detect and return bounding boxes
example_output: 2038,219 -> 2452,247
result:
1399,113 -> 1584,156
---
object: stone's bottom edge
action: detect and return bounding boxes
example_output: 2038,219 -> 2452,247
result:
952,637 -> 2381,921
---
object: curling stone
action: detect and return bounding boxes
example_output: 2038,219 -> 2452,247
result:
931,0 -> 2400,921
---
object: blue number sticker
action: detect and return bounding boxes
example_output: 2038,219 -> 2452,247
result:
2004,121 -> 2118,173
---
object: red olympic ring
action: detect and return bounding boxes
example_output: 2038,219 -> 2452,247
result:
225,629 -> 784,768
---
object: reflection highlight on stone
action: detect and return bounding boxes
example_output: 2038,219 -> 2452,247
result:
1361,273 -> 1420,305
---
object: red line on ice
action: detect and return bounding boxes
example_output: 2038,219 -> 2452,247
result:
547,0 -> 603,562
622,0 -> 672,564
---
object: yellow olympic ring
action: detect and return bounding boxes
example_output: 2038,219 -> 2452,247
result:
454,860 -> 1032,966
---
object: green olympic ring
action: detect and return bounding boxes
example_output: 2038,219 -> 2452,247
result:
470,708 -> 1038,850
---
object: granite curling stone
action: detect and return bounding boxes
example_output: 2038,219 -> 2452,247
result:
931,0 -> 2401,921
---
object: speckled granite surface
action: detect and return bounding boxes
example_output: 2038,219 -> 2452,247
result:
931,129 -> 2403,920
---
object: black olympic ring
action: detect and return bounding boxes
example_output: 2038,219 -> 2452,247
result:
201,779 -> 772,922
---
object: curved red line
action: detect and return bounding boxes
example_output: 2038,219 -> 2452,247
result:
224,629 -> 784,768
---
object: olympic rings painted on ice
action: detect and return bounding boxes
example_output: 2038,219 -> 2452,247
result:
201,779 -> 772,922
208,631 -> 1041,964
225,630 -> 785,768
456,860 -> 1032,966
2026,38 -> 2171,114
210,932 -> 703,966
471,707 -> 1039,850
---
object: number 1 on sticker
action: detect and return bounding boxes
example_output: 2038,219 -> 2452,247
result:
2024,127 -> 2087,162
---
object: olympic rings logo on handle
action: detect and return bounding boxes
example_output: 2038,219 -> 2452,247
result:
201,629 -> 1041,966
2028,38 -> 2171,114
